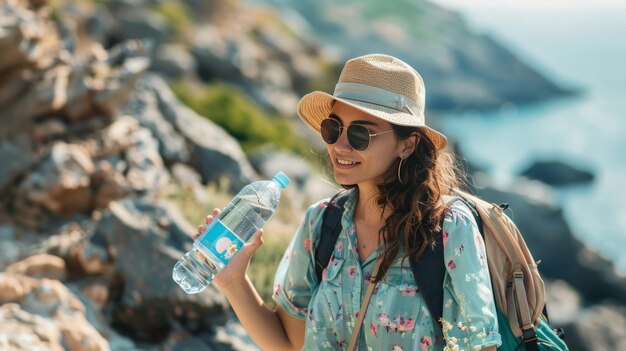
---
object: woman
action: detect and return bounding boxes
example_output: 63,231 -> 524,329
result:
196,54 -> 501,350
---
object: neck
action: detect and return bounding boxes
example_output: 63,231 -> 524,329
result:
355,184 -> 390,227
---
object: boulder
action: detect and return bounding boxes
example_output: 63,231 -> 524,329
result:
151,44 -> 197,79
520,160 -> 595,186
171,163 -> 210,204
111,10 -> 168,46
120,78 -> 190,164
190,24 -> 300,115
0,138 -> 37,193
6,254 -> 67,281
88,198 -> 230,341
562,304 -> 626,351
0,303 -> 64,351
145,75 -> 258,192
0,274 -> 110,351
545,279 -> 582,326
476,184 -> 626,303
97,116 -> 170,197
0,226 -> 20,268
16,142 -> 95,217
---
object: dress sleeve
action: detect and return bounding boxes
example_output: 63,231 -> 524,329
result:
442,201 -> 502,350
272,200 -> 327,320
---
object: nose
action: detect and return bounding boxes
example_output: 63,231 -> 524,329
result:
333,126 -> 353,152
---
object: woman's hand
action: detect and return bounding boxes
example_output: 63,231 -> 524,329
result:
194,208 -> 264,290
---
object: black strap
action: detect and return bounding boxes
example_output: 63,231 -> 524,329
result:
315,191 -> 351,282
407,196 -> 480,338
408,230 -> 446,339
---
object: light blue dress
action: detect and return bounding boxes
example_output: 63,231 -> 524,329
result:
273,190 -> 502,350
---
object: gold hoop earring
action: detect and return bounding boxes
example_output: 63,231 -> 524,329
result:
397,158 -> 405,184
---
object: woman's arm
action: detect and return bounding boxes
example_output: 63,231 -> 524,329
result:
195,210 -> 305,351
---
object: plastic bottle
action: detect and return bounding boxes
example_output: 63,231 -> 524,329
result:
172,172 -> 290,294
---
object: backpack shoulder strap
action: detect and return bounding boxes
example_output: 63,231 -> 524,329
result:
408,195 -> 482,340
315,191 -> 350,282
408,228 -> 445,338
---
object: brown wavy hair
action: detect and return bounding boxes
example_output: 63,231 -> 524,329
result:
343,125 -> 465,282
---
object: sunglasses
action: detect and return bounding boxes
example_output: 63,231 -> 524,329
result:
320,118 -> 394,151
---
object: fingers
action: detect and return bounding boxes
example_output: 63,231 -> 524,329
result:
193,224 -> 204,240
195,208 -> 221,241
205,208 -> 220,223
243,229 -> 264,254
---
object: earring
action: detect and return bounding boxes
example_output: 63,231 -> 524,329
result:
397,158 -> 405,184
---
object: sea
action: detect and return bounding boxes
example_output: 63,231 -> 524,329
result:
432,0 -> 626,273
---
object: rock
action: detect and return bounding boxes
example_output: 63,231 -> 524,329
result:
112,10 -> 168,46
16,141 -> 95,217
56,309 -> 111,351
190,23 -> 300,115
191,25 -> 256,82
93,40 -> 153,118
0,138 -> 38,192
145,75 -> 258,192
98,116 -> 170,197
91,159 -> 131,210
0,0 -> 60,74
475,184 -> 626,303
6,254 -> 67,281
545,279 -> 582,326
151,44 -> 197,79
171,163 -> 209,204
0,4 -> 151,136
562,304 -> 626,351
0,303 -> 63,351
111,117 -> 170,195
33,119 -> 68,143
520,160 -> 595,186
0,273 -> 30,303
0,226 -> 20,267
120,77 -> 189,164
89,198 -> 230,341
71,238 -> 114,276
0,274 -> 110,351
84,9 -> 115,45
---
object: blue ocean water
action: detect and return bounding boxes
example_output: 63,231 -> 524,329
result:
433,1 -> 626,273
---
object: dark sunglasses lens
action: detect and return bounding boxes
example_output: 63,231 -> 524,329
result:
347,125 -> 370,151
320,119 -> 340,144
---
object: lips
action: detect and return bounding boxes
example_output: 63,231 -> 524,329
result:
335,158 -> 360,168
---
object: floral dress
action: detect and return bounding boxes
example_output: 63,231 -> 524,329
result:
273,190 -> 502,350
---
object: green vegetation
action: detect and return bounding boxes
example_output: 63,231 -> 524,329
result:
171,81 -> 312,158
154,1 -> 193,37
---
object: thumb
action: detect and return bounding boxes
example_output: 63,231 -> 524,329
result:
240,229 -> 264,257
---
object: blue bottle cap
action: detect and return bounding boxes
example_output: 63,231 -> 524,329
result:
273,172 -> 290,189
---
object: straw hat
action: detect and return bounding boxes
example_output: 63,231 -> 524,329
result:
297,54 -> 447,150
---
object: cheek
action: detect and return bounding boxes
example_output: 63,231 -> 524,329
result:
363,150 -> 397,174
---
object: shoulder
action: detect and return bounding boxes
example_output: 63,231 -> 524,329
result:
442,195 -> 478,231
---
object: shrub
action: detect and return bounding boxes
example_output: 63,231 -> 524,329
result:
171,81 -> 311,158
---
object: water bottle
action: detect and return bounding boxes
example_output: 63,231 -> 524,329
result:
172,172 -> 290,294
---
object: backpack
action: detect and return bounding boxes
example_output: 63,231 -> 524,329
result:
314,190 -> 568,351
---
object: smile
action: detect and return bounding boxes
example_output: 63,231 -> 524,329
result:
336,158 -> 360,166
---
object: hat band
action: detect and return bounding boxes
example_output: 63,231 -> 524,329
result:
333,82 -> 424,121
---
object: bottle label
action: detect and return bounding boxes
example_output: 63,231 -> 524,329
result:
198,219 -> 244,266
